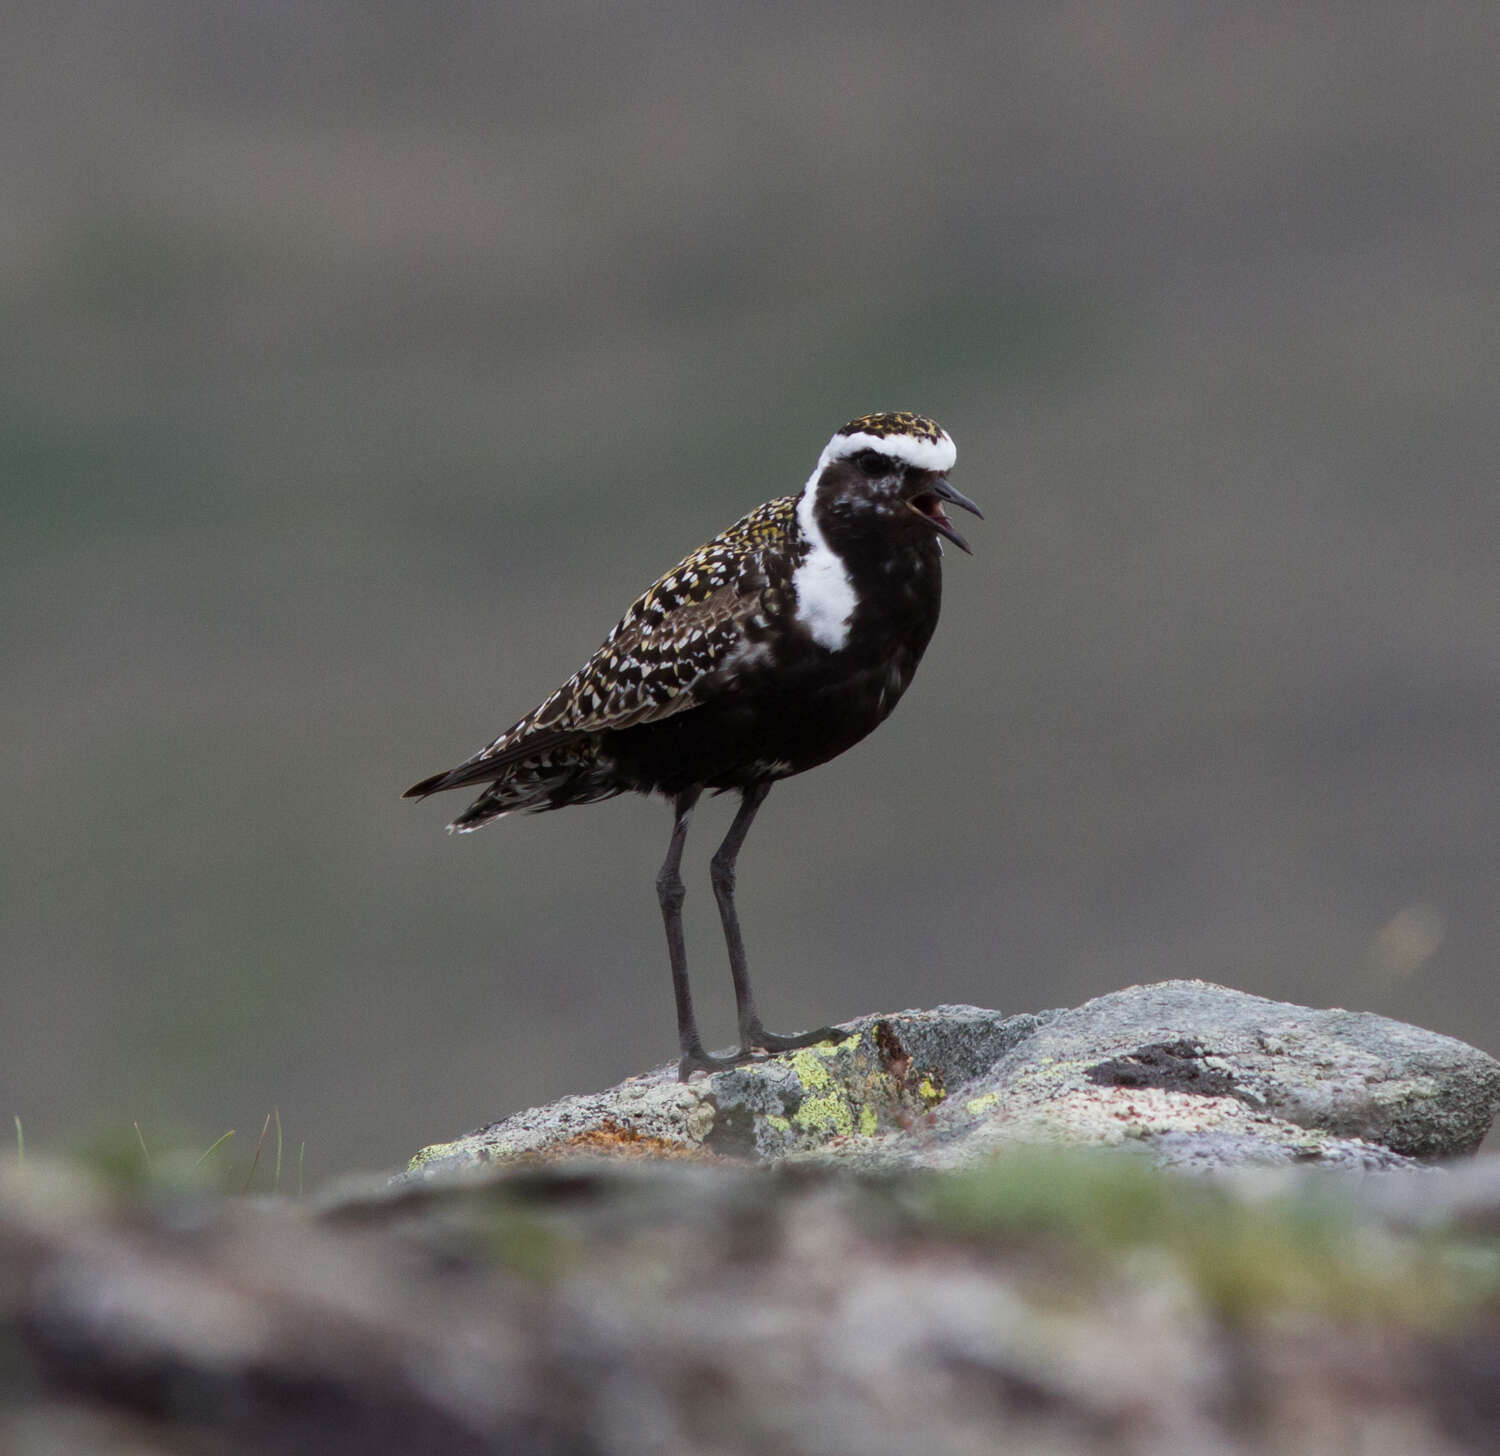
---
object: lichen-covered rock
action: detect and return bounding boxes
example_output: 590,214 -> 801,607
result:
405,1005 -> 1050,1177
402,982 -> 1500,1179
702,1004 -> 1052,1159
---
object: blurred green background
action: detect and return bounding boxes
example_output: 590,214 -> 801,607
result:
5,2 -> 1499,1179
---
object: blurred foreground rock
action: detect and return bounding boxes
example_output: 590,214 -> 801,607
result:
407,979 -> 1500,1177
8,1151 -> 1500,1455
6,981 -> 1500,1455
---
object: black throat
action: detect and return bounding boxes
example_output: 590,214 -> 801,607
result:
807,469 -> 945,664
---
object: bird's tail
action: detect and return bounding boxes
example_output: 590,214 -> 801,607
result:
403,728 -> 579,801
405,731 -> 619,831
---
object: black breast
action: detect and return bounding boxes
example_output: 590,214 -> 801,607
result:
602,535 -> 944,796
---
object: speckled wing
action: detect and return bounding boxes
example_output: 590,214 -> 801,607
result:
409,495 -> 798,800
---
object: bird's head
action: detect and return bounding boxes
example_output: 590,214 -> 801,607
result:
804,411 -> 982,555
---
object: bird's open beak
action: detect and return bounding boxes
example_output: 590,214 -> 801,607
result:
907,476 -> 983,554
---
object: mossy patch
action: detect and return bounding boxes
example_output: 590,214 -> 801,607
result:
921,1148 -> 1500,1325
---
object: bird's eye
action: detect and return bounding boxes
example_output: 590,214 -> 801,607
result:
853,449 -> 890,477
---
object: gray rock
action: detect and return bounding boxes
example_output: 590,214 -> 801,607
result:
402,981 -> 1500,1179
906,980 -> 1500,1172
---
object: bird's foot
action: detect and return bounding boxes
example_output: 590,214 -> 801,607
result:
677,1047 -> 747,1081
676,1024 -> 845,1081
743,1023 -> 845,1055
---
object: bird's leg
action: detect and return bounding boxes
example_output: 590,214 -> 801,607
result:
659,787 -> 735,1080
711,783 -> 843,1056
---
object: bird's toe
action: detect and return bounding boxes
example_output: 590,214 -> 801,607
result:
743,1024 -> 845,1054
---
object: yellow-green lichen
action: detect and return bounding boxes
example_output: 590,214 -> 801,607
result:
786,1033 -> 859,1083
917,1077 -> 943,1105
786,1046 -> 856,1136
858,1104 -> 878,1137
407,1139 -> 465,1171
764,1114 -> 791,1133
788,1044 -> 837,1090
966,1092 -> 1001,1117
791,1086 -> 856,1137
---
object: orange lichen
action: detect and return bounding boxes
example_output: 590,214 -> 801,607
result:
535,1120 -> 716,1162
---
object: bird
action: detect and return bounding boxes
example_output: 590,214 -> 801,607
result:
405,410 -> 981,1080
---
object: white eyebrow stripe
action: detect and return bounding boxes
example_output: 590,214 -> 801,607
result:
819,428 -> 956,474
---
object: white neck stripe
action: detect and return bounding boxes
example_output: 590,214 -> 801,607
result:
792,465 -> 856,651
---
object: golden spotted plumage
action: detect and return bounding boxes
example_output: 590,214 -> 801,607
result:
837,411 -> 946,444
476,494 -> 800,764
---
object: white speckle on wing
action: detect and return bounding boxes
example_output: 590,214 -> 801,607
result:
793,471 -> 855,651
